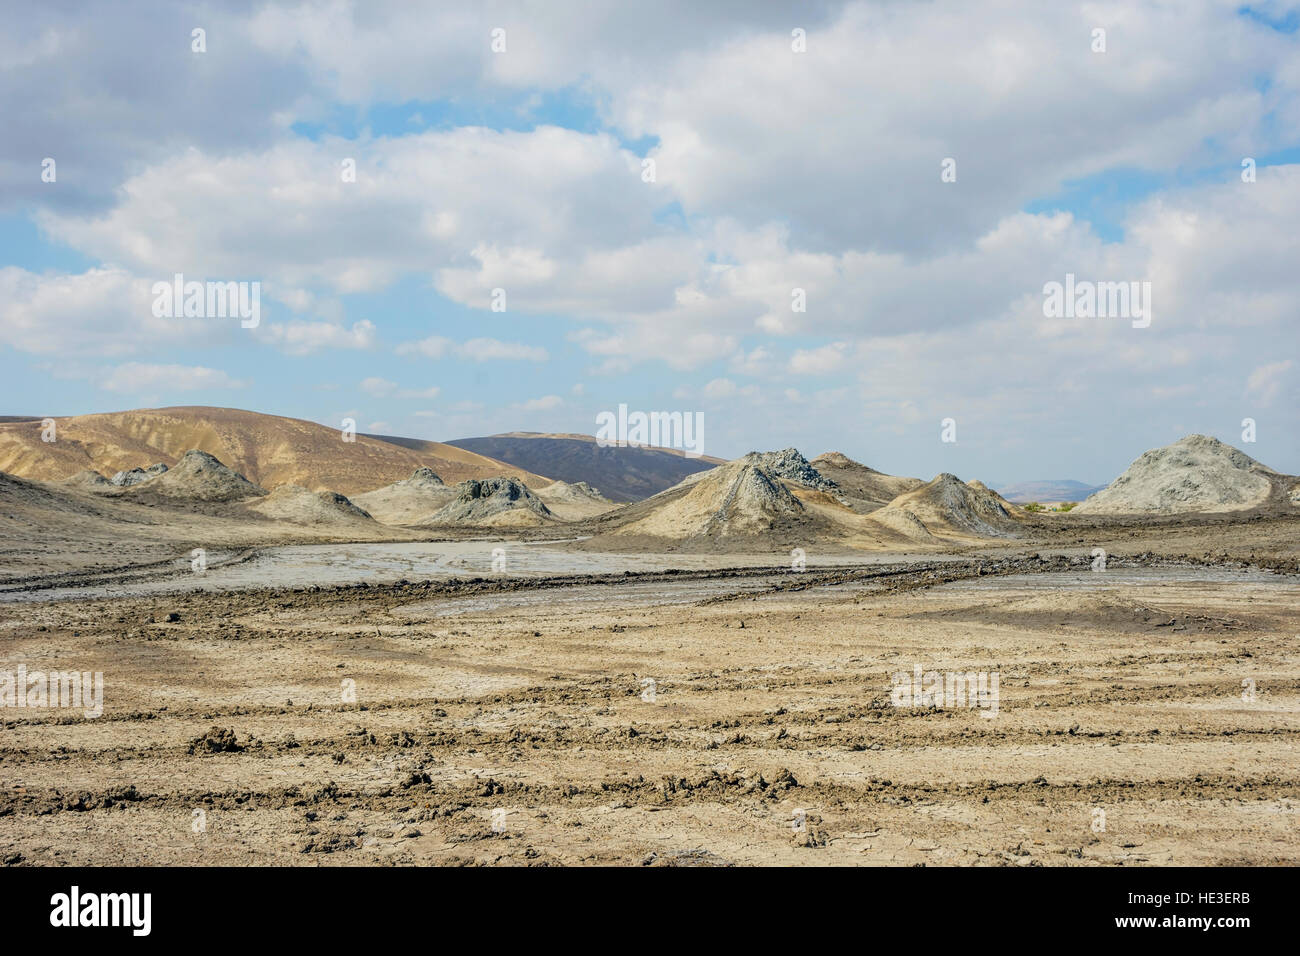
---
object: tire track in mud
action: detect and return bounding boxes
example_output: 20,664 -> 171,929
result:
5,765 -> 1297,822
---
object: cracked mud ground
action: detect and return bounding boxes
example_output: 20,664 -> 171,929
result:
2,553 -> 1297,867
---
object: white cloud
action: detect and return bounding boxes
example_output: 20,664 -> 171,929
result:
516,394 -> 562,412
400,385 -> 441,399
99,363 -> 246,393
1246,360 -> 1294,407
703,378 -> 738,399
0,266 -> 232,357
789,342 -> 850,376
259,319 -> 376,355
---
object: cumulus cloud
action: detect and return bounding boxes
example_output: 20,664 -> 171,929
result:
3,1 -> 1298,476
99,363 -> 246,393
258,319 -> 376,355
0,266 -> 234,356
789,342 -> 851,376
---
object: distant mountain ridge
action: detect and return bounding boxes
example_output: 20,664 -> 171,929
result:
997,479 -> 1106,503
446,433 -> 725,502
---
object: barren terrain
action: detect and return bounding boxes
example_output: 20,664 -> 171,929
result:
2,525 -> 1297,866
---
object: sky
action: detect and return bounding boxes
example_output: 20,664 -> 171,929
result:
1,0 -> 1297,486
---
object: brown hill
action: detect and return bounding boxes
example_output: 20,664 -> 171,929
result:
868,474 -> 1024,542
0,406 -> 549,496
535,480 -> 621,521
810,452 -> 923,512
350,467 -> 456,525
589,451 -> 851,545
248,485 -> 375,526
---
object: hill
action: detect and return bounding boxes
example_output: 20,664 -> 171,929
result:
0,406 -> 546,496
534,480 -> 621,521
444,433 -> 724,502
586,449 -> 854,546
127,450 -> 266,502
349,467 -> 455,525
417,477 -> 555,528
248,485 -> 376,526
1074,435 -> 1293,514
810,452 -> 923,512
867,474 -> 1024,542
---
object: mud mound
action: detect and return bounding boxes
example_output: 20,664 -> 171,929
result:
418,477 -> 554,527
248,485 -> 374,525
62,469 -> 113,490
136,450 -> 265,502
541,480 -> 608,502
1074,435 -> 1281,514
967,480 -> 1017,507
739,448 -> 837,492
351,467 -> 454,525
536,479 -> 619,521
110,463 -> 168,487
810,452 -> 922,513
606,459 -> 814,540
869,473 -> 1022,541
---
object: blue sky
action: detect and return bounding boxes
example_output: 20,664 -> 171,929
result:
1,1 -> 1297,486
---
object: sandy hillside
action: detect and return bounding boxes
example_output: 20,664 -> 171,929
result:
867,474 -> 1024,543
0,469 -> 409,581
0,406 -> 548,495
592,450 -> 851,545
247,485 -> 376,526
1075,434 -> 1290,515
810,452 -> 923,512
582,449 -> 1032,551
535,480 -> 620,521
351,468 -> 455,525
61,469 -> 113,490
124,450 -> 266,502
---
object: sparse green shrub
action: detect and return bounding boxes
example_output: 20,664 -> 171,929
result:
1022,502 -> 1045,512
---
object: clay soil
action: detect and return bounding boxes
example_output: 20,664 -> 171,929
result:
1,517 -> 1297,867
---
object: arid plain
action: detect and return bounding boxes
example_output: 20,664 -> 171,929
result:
1,408 -> 1297,866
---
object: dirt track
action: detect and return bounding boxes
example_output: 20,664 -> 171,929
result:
2,549 -> 1297,866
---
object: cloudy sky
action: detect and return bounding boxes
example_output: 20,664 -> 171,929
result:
2,0 -> 1297,484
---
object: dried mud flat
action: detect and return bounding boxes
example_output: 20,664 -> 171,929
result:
2,523 -> 1298,868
